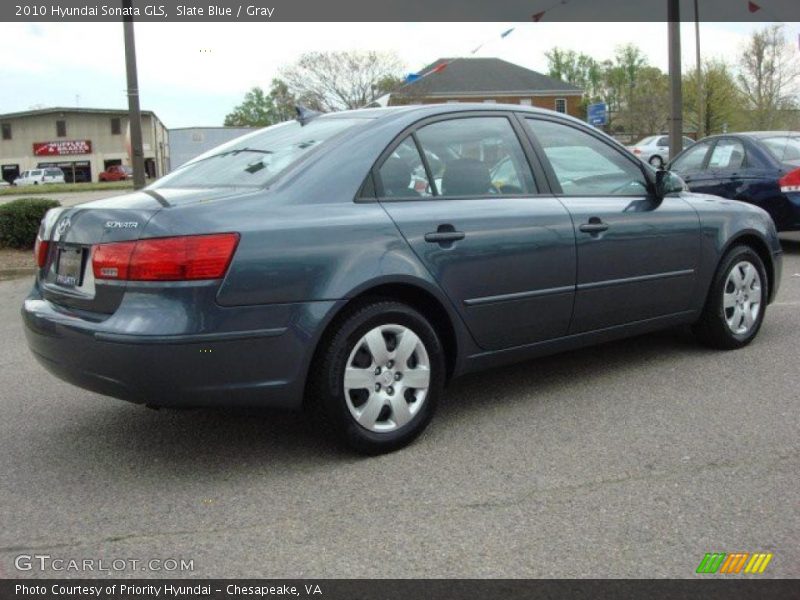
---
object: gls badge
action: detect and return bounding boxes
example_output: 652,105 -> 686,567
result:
105,221 -> 139,229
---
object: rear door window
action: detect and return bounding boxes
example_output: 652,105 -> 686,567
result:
708,139 -> 746,170
414,116 -> 536,197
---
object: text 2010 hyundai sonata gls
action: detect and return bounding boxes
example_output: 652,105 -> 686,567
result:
23,104 -> 783,453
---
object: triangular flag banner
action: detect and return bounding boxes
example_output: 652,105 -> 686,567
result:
471,43 -> 484,54
532,10 -> 546,21
748,1 -> 761,12
404,73 -> 421,83
431,63 -> 448,74
500,28 -> 515,38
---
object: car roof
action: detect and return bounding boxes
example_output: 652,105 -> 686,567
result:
698,131 -> 800,141
323,102 -> 581,123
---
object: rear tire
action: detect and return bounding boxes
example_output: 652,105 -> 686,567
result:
693,245 -> 768,349
310,300 -> 445,455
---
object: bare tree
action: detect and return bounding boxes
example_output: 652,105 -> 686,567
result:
281,51 -> 404,112
738,25 -> 800,129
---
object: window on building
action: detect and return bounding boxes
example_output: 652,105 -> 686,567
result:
519,99 -> 532,106
1,123 -> 10,140
482,99 -> 497,104
56,120 -> 67,137
554,98 -> 567,114
111,117 -> 121,135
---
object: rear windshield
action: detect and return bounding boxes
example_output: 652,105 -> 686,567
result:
760,136 -> 800,164
153,117 -> 366,189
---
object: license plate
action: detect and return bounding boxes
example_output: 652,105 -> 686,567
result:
56,246 -> 85,287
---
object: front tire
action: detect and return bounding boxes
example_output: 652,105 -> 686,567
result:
693,245 -> 768,349
310,300 -> 445,454
649,155 -> 664,168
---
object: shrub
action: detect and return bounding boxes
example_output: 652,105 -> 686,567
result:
0,198 -> 61,249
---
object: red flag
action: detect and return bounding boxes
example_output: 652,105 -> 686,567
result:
748,1 -> 761,12
431,63 -> 448,74
532,10 -> 546,22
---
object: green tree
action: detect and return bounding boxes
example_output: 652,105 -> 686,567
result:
625,66 -> 671,135
224,87 -> 278,127
683,60 -> 744,135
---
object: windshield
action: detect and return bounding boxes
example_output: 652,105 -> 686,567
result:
760,136 -> 800,165
153,117 -> 366,189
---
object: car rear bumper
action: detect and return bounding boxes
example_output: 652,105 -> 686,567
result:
22,281 -> 337,410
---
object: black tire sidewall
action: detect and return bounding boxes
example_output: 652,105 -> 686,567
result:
317,301 -> 445,454
704,247 -> 768,347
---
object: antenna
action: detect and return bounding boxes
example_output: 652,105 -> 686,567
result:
295,105 -> 322,126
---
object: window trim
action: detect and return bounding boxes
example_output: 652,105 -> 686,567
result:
520,114 -> 656,198
56,119 -> 67,138
554,98 -> 568,114
111,117 -> 122,136
1,123 -> 11,141
368,110 -> 550,203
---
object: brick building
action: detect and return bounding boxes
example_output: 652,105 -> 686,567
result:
387,57 -> 583,118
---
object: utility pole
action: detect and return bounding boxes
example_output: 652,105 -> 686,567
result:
668,0 -> 683,161
694,0 -> 704,139
123,0 -> 146,189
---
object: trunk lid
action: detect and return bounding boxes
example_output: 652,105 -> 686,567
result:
39,187 -> 255,314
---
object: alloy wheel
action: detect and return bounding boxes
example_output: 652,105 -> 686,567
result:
723,261 -> 762,335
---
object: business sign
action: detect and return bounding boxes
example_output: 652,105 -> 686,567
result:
33,140 -> 92,156
587,103 -> 608,126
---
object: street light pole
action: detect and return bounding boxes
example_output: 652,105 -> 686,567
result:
668,0 -> 683,161
122,0 -> 146,190
694,0 -> 704,139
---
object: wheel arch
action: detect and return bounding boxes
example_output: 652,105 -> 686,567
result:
303,277 -> 464,407
721,231 -> 776,303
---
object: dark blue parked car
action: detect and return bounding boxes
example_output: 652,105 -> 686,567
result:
23,105 -> 783,453
668,131 -> 800,231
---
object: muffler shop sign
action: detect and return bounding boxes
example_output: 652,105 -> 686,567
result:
33,140 -> 92,156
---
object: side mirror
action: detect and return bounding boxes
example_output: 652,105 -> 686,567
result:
655,169 -> 688,199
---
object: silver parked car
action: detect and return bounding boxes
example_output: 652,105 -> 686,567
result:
628,135 -> 695,168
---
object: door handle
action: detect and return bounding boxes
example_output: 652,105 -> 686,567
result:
579,219 -> 609,234
425,225 -> 465,245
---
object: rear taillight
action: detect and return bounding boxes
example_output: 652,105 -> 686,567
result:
92,233 -> 240,281
779,168 -> 800,193
632,147 -> 641,154
34,237 -> 49,268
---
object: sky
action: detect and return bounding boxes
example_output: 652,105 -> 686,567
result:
0,21 -> 797,128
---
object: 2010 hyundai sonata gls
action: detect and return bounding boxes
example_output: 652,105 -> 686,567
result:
23,104 -> 783,454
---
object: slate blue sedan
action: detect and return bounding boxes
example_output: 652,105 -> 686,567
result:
668,131 -> 800,231
23,105 -> 783,453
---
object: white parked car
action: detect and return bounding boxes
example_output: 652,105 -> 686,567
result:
627,135 -> 695,168
13,168 -> 66,186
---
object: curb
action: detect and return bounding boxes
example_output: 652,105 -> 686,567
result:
0,268 -> 34,281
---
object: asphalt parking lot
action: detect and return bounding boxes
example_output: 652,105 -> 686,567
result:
1,238 -> 798,579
